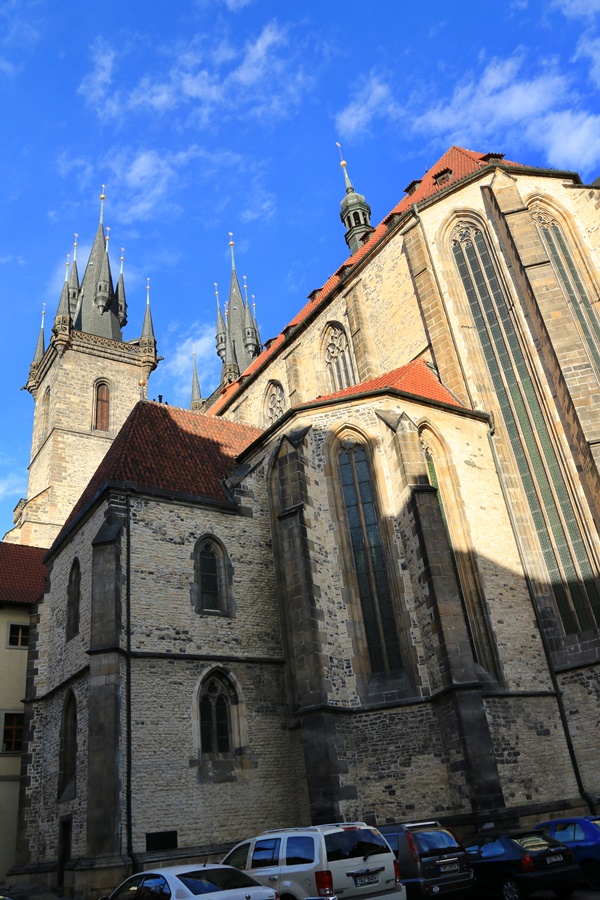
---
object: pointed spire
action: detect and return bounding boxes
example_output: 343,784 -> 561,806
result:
56,255 -> 71,319
69,233 -> 80,303
215,282 -> 226,362
142,277 -> 155,339
115,246 -> 128,327
33,306 -> 46,364
191,348 -> 202,410
336,142 -> 374,255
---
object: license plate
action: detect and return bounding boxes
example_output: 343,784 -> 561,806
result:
440,864 -> 459,873
355,874 -> 379,887
546,855 -> 562,864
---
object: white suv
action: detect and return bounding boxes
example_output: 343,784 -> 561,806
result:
222,823 -> 405,900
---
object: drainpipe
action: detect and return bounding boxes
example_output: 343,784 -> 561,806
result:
126,493 -> 134,863
487,427 -> 596,815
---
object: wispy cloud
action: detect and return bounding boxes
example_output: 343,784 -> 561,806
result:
78,20 -> 312,127
552,0 -> 600,17
526,109 -> 600,171
156,321 -> 221,404
335,73 -> 402,139
575,35 -> 600,88
0,471 -> 26,502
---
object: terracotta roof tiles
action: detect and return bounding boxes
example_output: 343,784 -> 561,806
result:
310,359 -> 462,408
0,542 -> 47,605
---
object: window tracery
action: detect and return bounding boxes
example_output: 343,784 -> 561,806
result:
264,381 -> 286,426
325,324 -> 355,393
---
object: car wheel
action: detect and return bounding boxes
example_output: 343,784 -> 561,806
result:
501,878 -> 523,900
583,860 -> 600,890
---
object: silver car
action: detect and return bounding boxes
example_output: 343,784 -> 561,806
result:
103,864 -> 279,900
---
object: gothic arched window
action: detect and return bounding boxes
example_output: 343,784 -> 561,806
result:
199,675 -> 232,755
191,537 -> 233,616
94,382 -> 110,432
452,221 -> 600,636
264,381 -> 286,426
58,692 -> 77,801
338,439 -> 402,674
531,204 -> 600,380
66,559 -> 80,641
325,324 -> 355,393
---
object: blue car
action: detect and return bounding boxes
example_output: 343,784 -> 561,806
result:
535,816 -> 600,890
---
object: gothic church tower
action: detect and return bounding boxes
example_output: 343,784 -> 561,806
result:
4,191 -> 159,549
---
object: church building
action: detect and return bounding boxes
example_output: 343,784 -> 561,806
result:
6,146 -> 600,898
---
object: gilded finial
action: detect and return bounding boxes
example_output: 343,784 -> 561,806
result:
64,254 -> 70,281
336,142 -> 347,170
243,275 -> 249,305
120,247 -> 125,276
214,282 -> 219,305
42,302 -> 46,323
100,185 -> 106,224
228,232 -> 235,270
73,233 -> 78,262
336,141 -> 353,192
252,295 -> 257,322
147,277 -> 151,304
105,226 -> 110,253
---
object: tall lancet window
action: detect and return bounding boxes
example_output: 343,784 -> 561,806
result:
339,439 -> 402,674
66,558 -> 80,641
94,382 -> 110,432
452,222 -> 600,635
531,204 -> 600,380
325,324 -> 355,393
199,675 -> 232,755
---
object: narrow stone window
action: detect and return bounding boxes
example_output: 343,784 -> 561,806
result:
58,692 -> 77,801
94,382 -> 110,432
199,676 -> 232,755
339,440 -> 402,674
39,387 -> 50,447
264,381 -> 286,426
66,559 -> 80,641
452,221 -> 600,635
191,537 -> 234,616
325,324 -> 355,393
532,205 -> 600,382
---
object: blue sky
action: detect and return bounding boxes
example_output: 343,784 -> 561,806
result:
2,0 -> 600,535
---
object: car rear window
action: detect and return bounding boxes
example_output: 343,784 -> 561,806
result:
325,828 -> 390,861
411,828 -> 461,855
512,833 -> 553,851
177,869 -> 259,894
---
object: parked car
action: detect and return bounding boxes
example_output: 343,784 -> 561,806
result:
535,816 -> 600,890
378,820 -> 474,898
463,830 -> 579,900
222,822 -> 405,900
100,865 -> 279,900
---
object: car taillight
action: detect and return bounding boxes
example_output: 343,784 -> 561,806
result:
315,871 -> 334,896
406,833 -> 420,864
521,853 -> 535,873
393,860 -> 401,885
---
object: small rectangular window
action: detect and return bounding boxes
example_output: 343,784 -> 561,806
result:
2,712 -> 24,752
146,831 -> 178,852
286,836 -> 315,865
8,624 -> 29,647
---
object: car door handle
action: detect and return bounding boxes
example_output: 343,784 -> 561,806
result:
268,876 -> 278,881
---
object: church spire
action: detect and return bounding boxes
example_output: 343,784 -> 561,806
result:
32,306 -> 45,364
142,278 -> 155,340
55,256 -> 71,320
68,234 -> 80,309
115,247 -> 128,327
336,142 -> 373,255
215,234 -> 262,386
75,186 -> 122,340
190,349 -> 202,411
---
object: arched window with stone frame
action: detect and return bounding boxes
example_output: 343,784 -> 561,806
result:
263,380 -> 286,427
190,535 -> 235,616
93,381 -> 110,432
530,202 -> 600,383
451,219 -> 600,636
66,558 -> 80,641
420,425 -> 500,680
58,691 -> 77,801
337,436 -> 404,676
192,668 -> 249,784
324,322 -> 356,393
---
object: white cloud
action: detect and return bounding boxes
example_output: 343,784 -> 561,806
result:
335,73 -> 402,139
0,471 -> 26,501
575,35 -> 600,88
552,0 -> 600,17
222,0 -> 254,10
526,110 -> 600,172
77,38 -> 116,109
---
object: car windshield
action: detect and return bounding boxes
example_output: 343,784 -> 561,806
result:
512,833 -> 553,852
177,869 -> 259,894
325,828 -> 390,861
411,829 -> 461,856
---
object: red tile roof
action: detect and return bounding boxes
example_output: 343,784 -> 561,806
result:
0,542 -> 47,605
308,359 -> 462,408
60,402 -> 263,541
209,146 -> 523,416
